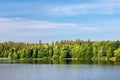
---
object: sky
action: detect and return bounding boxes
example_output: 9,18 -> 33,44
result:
0,0 -> 120,43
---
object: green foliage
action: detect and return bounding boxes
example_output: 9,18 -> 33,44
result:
8,52 -> 12,59
60,45 -> 71,58
0,40 -> 119,60
38,49 -> 44,58
98,46 -> 105,57
3,50 -> 8,58
19,50 -> 25,58
12,52 -> 18,59
114,48 -> 120,59
53,45 -> 60,59
32,49 -> 37,58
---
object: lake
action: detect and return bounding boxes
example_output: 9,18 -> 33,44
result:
0,60 -> 120,80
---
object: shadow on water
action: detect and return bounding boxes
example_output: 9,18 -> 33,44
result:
0,59 -> 120,66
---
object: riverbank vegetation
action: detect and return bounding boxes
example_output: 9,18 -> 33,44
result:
0,39 -> 120,60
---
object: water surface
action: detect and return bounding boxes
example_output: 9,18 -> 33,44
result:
0,60 -> 120,80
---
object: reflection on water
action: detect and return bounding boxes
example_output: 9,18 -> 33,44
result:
0,59 -> 120,65
0,60 -> 120,80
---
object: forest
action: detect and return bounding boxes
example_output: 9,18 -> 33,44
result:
0,39 -> 120,60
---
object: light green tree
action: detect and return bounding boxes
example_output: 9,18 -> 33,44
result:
114,48 -> 120,59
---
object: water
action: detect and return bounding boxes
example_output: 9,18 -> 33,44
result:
0,60 -> 120,80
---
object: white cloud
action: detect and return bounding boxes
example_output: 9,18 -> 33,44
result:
47,0 -> 120,15
0,1 -> 120,16
102,0 -> 120,3
0,18 -> 99,32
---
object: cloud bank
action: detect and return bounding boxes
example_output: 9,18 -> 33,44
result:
0,18 -> 99,32
48,2 -> 120,15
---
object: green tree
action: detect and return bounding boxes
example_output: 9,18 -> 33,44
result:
32,49 -> 37,58
53,46 -> 59,59
106,46 -> 112,58
98,46 -> 105,58
19,50 -> 25,59
114,48 -> 120,59
12,52 -> 18,59
38,49 -> 44,58
3,50 -> 8,58
92,45 -> 98,58
60,45 -> 70,58
86,46 -> 93,59
8,52 -> 12,59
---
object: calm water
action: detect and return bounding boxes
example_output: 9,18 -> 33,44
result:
0,60 -> 120,80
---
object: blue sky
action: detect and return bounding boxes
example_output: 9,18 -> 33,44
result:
0,0 -> 120,43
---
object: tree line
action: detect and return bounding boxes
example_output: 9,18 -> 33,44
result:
0,39 -> 120,60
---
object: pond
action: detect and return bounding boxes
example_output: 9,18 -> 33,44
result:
0,60 -> 120,80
